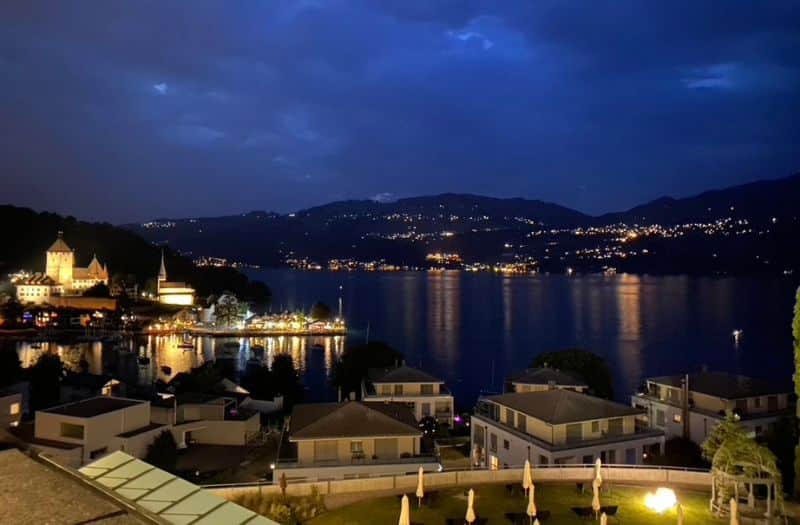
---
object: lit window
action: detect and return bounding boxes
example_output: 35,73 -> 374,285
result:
673,413 -> 682,423
9,403 -> 20,416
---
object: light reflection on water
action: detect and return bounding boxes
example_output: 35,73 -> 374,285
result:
10,270 -> 796,408
15,335 -> 345,390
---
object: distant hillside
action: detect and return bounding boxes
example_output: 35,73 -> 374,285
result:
0,206 -> 270,303
122,173 -> 800,275
598,174 -> 800,225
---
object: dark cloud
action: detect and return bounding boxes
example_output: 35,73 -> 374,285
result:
0,1 -> 798,222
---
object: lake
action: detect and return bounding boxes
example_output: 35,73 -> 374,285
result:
10,271 -> 798,410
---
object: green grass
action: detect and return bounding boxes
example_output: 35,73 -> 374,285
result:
308,483 -> 724,525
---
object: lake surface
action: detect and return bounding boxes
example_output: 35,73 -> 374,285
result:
10,271 -> 798,410
247,270 -> 798,407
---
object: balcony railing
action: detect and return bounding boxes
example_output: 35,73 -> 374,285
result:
276,453 -> 438,469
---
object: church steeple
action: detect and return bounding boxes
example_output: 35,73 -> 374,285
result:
158,251 -> 168,282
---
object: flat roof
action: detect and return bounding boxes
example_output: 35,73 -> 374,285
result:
485,389 -> 642,424
45,397 -> 145,418
648,372 -> 791,399
0,449 -> 145,524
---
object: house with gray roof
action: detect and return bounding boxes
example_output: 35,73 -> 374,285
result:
472,389 -> 663,469
275,400 -> 439,482
632,371 -> 793,445
362,365 -> 454,425
506,367 -> 588,393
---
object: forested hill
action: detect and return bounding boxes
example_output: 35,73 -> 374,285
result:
0,206 -> 270,303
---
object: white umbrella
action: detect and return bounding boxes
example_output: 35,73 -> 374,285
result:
592,479 -> 601,519
594,458 -> 603,486
416,467 -> 425,507
677,504 -> 684,525
730,497 -> 740,525
526,482 -> 537,524
466,488 -> 476,524
600,512 -> 608,525
523,460 -> 533,495
398,494 -> 410,525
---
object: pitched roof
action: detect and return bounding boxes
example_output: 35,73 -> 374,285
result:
289,401 -> 420,440
19,273 -> 58,286
368,365 -> 443,383
508,368 -> 587,387
47,232 -> 73,253
485,389 -> 642,424
0,449 -> 144,524
648,371 -> 791,399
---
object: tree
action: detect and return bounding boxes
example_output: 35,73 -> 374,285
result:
170,362 -> 221,394
332,341 -> 403,400
310,301 -> 332,321
793,286 -> 800,497
763,416 -> 797,495
0,347 -> 22,388
146,430 -> 178,472
645,436 -> 706,468
28,353 -> 63,409
530,348 -> 614,399
215,293 -> 245,328
82,282 -> 110,297
270,354 -> 304,409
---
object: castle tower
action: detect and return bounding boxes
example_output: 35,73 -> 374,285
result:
45,231 -> 75,288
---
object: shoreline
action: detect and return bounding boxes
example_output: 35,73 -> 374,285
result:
0,327 -> 348,339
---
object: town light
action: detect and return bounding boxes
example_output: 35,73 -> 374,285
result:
644,487 -> 677,513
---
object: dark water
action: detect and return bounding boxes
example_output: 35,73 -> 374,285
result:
247,269 -> 798,408
11,271 -> 797,410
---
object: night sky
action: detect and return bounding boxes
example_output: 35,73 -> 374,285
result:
1,1 -> 798,223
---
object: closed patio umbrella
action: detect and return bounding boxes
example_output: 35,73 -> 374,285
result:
592,479 -> 601,519
594,458 -> 603,486
523,459 -> 533,496
730,498 -> 740,525
526,481 -> 537,524
398,494 -> 410,525
600,512 -> 607,525
416,467 -> 425,507
466,488 -> 476,524
677,503 -> 684,525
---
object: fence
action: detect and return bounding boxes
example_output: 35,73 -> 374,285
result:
206,463 -> 711,500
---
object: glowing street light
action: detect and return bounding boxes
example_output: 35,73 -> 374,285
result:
644,487 -> 677,513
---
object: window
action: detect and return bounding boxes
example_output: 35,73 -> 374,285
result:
625,448 -> 637,465
753,397 -> 761,408
582,455 -> 594,464
394,384 -> 404,395
420,384 -> 434,395
314,441 -> 337,462
380,385 -> 391,395
60,422 -> 84,440
673,413 -> 682,423
539,455 -> 549,465
421,403 -> 431,417
490,433 -> 498,452
735,399 -> 747,413
656,409 -> 666,426
503,439 -> 510,450
607,418 -> 623,436
516,412 -> 526,432
566,423 -> 582,444
768,396 -> 778,411
607,450 -> 616,463
490,455 -> 499,470
9,403 -> 20,416
591,421 -> 600,433
505,408 -> 514,425
350,441 -> 364,454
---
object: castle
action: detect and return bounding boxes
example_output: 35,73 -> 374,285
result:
16,232 -> 109,304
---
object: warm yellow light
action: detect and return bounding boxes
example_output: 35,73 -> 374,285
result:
644,488 -> 677,513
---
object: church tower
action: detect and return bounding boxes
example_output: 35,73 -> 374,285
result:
157,251 -> 167,294
45,231 -> 75,288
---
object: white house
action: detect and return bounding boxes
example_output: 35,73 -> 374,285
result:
506,368 -> 588,393
362,365 -> 454,425
632,371 -> 793,445
471,389 -> 663,469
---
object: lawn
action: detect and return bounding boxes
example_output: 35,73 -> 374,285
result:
308,483 -> 723,525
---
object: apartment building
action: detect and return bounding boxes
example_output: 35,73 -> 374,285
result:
363,365 -> 454,425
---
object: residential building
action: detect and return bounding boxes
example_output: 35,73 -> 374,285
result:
472,389 -> 663,469
0,390 -> 23,428
275,401 -> 439,482
363,365 -> 454,424
632,371 -> 793,444
505,368 -> 588,393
